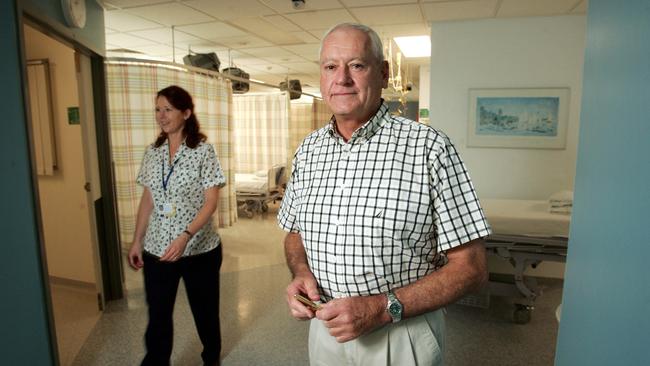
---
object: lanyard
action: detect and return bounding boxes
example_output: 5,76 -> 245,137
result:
162,147 -> 183,192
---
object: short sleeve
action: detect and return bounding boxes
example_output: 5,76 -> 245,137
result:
429,136 -> 491,251
277,151 -> 300,233
136,145 -> 153,188
201,143 -> 226,189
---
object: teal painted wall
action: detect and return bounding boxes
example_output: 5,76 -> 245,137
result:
0,1 -> 105,364
0,1 -> 55,364
555,0 -> 650,365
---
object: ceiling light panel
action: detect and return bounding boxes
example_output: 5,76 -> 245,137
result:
394,35 -> 430,58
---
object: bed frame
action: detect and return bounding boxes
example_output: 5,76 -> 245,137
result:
236,166 -> 286,218
485,233 -> 568,323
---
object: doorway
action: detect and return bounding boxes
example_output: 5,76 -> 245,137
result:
23,22 -> 103,366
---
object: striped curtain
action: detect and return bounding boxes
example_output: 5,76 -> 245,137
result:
288,100 -> 313,170
287,98 -> 332,173
312,98 -> 332,130
106,60 -> 236,249
232,92 -> 289,173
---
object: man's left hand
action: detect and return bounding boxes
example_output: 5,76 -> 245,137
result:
316,294 -> 390,343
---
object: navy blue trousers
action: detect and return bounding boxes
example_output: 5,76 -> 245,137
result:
141,245 -> 222,366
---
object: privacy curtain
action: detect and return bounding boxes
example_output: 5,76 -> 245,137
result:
232,92 -> 289,173
106,60 -> 236,248
287,98 -> 332,172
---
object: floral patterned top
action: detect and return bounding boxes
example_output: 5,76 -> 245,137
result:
137,140 -> 226,257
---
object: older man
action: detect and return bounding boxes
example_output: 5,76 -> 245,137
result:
277,23 -> 491,365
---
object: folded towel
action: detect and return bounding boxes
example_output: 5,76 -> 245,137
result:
549,190 -> 574,214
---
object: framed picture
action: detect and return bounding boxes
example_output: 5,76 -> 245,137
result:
467,88 -> 570,149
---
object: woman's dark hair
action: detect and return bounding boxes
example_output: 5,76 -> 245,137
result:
154,85 -> 206,148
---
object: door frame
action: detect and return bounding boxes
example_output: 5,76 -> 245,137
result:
18,2 -> 124,341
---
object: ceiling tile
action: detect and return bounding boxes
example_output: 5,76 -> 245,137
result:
184,0 -> 276,20
104,10 -> 162,31
239,46 -> 295,58
263,15 -> 302,32
230,57 -> 271,66
293,31 -> 320,43
129,27 -> 202,45
284,61 -> 320,74
498,0 -> 579,17
282,43 -> 321,61
133,43 -> 185,57
421,0 -> 499,22
261,0 -> 343,13
340,0 -> 417,6
284,9 -> 356,30
126,3 -> 215,26
244,62 -> 290,75
372,24 -> 430,38
349,5 -> 423,26
211,35 -> 272,49
263,54 -> 311,64
228,17 -> 305,45
106,33 -> 159,48
175,21 -> 248,39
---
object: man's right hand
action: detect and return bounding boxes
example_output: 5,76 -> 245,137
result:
286,272 -> 320,320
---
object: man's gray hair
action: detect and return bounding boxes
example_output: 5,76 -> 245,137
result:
319,23 -> 385,64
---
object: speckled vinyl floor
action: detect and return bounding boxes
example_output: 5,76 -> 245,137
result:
63,202 -> 561,365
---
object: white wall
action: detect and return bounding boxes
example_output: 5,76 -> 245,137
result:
25,25 -> 96,284
429,16 -> 586,278
429,16 -> 586,200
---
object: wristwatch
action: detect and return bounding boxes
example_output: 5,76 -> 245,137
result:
386,290 -> 403,323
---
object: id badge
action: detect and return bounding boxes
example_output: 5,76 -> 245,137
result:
157,202 -> 176,217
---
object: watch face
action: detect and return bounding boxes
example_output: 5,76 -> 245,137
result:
389,302 -> 402,315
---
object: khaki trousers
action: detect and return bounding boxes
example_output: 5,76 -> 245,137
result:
308,308 -> 445,366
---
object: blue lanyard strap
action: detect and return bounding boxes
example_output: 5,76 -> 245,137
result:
162,148 -> 183,191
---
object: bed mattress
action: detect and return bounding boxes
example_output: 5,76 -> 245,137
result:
235,173 -> 268,194
481,199 -> 571,238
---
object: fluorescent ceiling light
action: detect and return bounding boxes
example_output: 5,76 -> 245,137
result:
393,36 -> 431,58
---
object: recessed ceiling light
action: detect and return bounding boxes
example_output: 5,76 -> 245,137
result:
393,36 -> 431,58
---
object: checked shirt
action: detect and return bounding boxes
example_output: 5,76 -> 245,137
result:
278,103 -> 491,301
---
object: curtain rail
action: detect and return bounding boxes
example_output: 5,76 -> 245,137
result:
105,57 -> 321,100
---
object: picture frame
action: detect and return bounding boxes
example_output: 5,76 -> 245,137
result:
467,88 -> 570,149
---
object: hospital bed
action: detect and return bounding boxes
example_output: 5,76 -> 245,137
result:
479,199 -> 570,323
235,165 -> 286,218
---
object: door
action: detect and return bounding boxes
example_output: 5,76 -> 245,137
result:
23,23 -> 103,366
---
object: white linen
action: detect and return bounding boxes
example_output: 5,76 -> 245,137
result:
235,173 -> 268,193
481,199 -> 571,238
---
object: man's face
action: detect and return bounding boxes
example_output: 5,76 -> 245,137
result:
319,28 -> 388,123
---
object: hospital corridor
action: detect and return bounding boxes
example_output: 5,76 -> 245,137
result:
64,201 -> 563,366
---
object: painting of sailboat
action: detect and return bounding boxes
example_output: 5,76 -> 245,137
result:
476,97 -> 559,137
467,88 -> 570,149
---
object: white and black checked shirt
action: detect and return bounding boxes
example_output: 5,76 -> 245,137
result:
278,103 -> 491,301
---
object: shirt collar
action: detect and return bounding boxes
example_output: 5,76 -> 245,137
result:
326,100 -> 389,144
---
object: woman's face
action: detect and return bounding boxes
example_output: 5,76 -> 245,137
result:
155,96 -> 189,136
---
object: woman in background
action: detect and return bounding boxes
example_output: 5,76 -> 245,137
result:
128,85 -> 225,366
